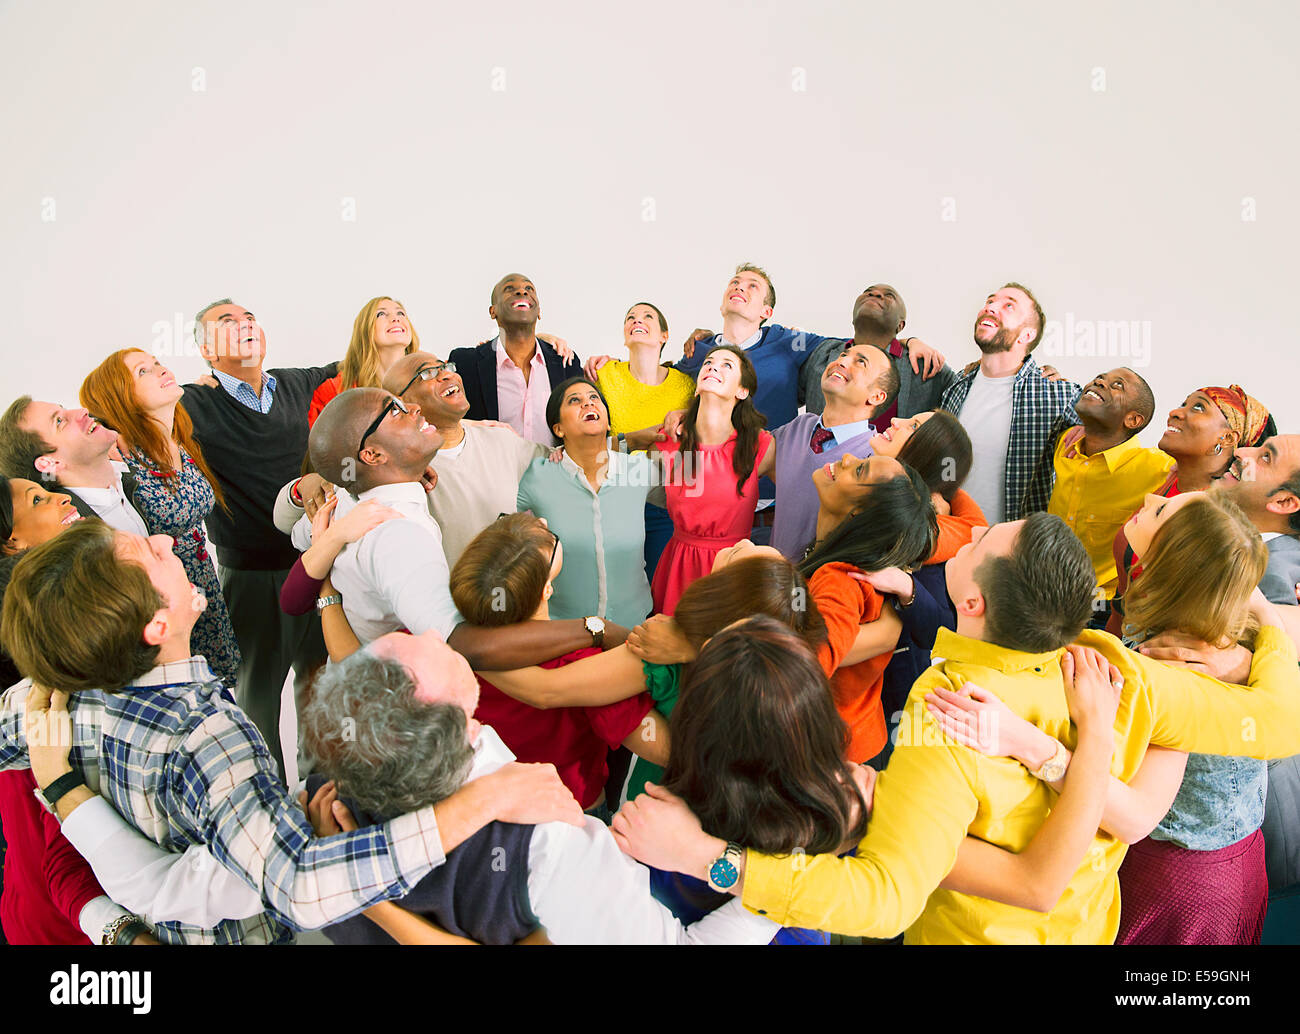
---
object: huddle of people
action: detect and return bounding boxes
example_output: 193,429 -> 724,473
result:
0,264 -> 1298,947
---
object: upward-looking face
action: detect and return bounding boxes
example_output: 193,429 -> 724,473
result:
820,344 -> 890,410
624,305 -> 669,352
719,271 -> 772,325
114,529 -> 205,636
1123,491 -> 1199,557
711,538 -> 783,573
812,453 -> 904,514
1221,435 -> 1300,524
198,302 -> 266,368
870,411 -> 934,458
372,630 -> 482,742
1158,391 -> 1231,460
696,349 -> 749,401
391,353 -> 469,424
1075,367 -> 1144,429
124,350 -> 183,412
944,519 -> 1020,611
19,401 -> 118,477
553,382 -> 609,442
4,478 -> 80,553
973,287 -> 1035,355
372,299 -> 413,349
362,393 -> 442,473
489,275 -> 540,328
851,284 -> 905,333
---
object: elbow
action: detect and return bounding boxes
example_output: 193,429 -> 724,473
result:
1021,881 -> 1068,915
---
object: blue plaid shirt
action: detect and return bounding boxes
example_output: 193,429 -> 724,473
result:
941,356 -> 1081,521
212,368 -> 278,414
0,658 -> 446,944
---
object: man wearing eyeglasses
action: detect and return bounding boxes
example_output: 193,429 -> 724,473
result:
295,388 -> 627,670
381,351 -> 546,567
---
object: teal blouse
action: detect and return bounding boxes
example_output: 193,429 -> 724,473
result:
516,450 -> 656,629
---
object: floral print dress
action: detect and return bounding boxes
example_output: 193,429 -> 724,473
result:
124,447 -> 241,684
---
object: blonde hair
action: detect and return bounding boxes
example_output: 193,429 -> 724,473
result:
1124,489 -> 1266,648
338,297 -> 420,392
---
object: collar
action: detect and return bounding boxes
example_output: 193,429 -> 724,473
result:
64,460 -> 130,499
493,336 -> 543,369
558,447 -> 627,485
213,368 -> 276,398
1062,429 -> 1147,472
819,416 -> 875,445
1262,531 -> 1283,543
718,327 -> 763,351
887,337 -> 904,358
356,481 -> 435,514
131,657 -> 219,688
467,725 -> 517,782
931,627 -> 1064,673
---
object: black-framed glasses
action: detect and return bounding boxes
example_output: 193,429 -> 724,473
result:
358,396 -> 409,457
497,511 -> 559,571
396,361 -> 456,399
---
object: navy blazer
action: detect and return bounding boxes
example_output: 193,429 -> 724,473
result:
448,338 -> 583,423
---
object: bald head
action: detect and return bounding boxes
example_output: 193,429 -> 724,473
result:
489,273 -> 540,329
309,387 -> 390,491
382,351 -> 437,397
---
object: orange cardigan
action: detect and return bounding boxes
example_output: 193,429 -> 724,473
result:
810,562 -> 890,764
926,489 -> 986,565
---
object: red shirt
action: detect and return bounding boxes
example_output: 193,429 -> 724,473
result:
0,769 -> 99,944
473,647 -> 653,809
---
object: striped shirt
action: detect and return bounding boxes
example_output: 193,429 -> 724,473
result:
0,658 -> 446,944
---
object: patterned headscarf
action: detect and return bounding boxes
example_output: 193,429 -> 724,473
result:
1198,385 -> 1272,449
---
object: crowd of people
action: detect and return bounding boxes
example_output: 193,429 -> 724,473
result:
1,264 -> 1299,946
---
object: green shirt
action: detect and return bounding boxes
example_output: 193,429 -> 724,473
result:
626,661 -> 681,801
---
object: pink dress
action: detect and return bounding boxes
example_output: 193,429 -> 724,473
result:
651,430 -> 774,614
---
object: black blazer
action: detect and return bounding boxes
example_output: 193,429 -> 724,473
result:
62,467 -> 152,532
448,338 -> 583,422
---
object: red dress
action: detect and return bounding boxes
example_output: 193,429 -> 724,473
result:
651,430 -> 773,614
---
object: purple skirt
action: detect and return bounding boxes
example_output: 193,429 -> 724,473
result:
1117,828 -> 1268,945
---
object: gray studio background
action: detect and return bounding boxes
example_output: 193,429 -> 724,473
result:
3,0 -> 1298,437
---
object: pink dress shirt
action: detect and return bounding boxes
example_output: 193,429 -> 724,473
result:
495,338 -> 554,445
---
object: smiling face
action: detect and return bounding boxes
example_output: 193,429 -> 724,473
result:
4,478 -> 81,553
489,274 -> 541,329
696,348 -> 750,402
552,381 -> 609,442
123,350 -> 183,412
1221,435 -> 1300,528
820,343 -> 890,410
198,301 -> 266,370
1123,491 -> 1199,556
719,270 -> 773,325
19,400 -> 118,478
363,393 -> 443,473
623,304 -> 669,352
1158,391 -> 1231,460
851,283 -> 905,335
372,299 -> 413,349
1075,367 -> 1144,431
389,352 -> 469,424
869,411 -> 934,458
973,287 -> 1036,356
812,452 -> 905,514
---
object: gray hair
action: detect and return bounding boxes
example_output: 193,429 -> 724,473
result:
301,650 -> 475,817
192,297 -> 234,347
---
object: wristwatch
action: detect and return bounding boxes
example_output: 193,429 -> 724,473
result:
316,594 -> 343,611
1029,739 -> 1069,783
583,615 -> 606,648
42,769 -> 86,808
706,842 -> 745,893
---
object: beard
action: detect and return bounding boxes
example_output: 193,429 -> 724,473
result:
973,319 -> 1019,355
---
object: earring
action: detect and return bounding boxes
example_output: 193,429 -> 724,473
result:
1214,443 -> 1223,455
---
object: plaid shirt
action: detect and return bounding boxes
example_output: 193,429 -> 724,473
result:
0,658 -> 445,944
940,356 -> 1081,521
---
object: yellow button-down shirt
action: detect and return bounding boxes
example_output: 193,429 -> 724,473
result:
1047,429 -> 1174,597
742,625 -> 1300,944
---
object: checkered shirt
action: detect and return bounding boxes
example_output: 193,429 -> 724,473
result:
941,356 -> 1082,521
0,658 -> 445,944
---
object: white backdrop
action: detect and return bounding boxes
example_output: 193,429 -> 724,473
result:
3,0 -> 1298,439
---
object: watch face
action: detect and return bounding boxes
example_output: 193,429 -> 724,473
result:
709,857 -> 739,890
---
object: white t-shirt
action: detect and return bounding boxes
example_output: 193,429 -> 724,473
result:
959,370 -> 1016,525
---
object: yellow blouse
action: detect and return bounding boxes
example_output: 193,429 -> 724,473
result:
741,626 -> 1300,944
596,360 -> 697,439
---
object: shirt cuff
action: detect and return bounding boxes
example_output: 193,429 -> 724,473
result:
78,896 -> 132,944
60,794 -> 129,858
740,849 -> 797,924
385,805 -> 446,881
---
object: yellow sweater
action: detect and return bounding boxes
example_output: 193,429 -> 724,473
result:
742,626 -> 1300,944
596,361 -> 697,439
